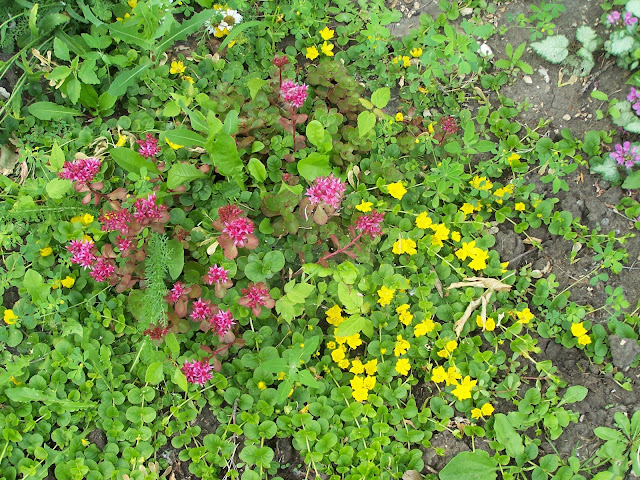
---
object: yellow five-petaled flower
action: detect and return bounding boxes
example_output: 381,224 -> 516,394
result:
170,60 -> 186,75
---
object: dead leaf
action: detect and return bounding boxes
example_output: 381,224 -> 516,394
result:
448,277 -> 511,292
19,161 -> 28,184
453,295 -> 484,337
402,470 -> 423,480
0,145 -> 19,175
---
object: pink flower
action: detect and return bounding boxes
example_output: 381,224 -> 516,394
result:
607,11 -> 621,25
238,282 -> 275,316
306,174 -> 346,209
181,359 -> 213,385
59,157 -> 101,184
115,235 -> 132,253
223,217 -> 255,246
90,257 -> 115,282
67,239 -> 97,269
280,80 -> 309,108
204,265 -> 229,285
144,325 -> 170,340
167,282 -> 187,304
624,11 -> 637,26
100,208 -> 131,234
210,309 -> 235,336
137,133 -> 160,159
355,211 -> 385,238
273,55 -> 289,68
133,192 -> 166,222
190,298 -> 213,321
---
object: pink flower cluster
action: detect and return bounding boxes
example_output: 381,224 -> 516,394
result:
238,282 -> 275,316
224,217 -> 254,246
59,157 -> 101,184
306,174 -> 346,209
137,134 -> 160,159
628,88 -> 640,115
440,116 -> 458,134
355,211 -> 385,238
210,309 -> 235,336
213,205 -> 259,259
610,141 -> 640,169
190,298 -> 214,321
204,265 -> 229,285
134,192 -> 166,222
181,359 -> 213,385
280,80 -> 309,108
100,209 -> 131,235
167,281 -> 187,304
66,239 -> 116,282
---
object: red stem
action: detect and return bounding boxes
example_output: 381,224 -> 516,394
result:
320,232 -> 363,262
290,105 -> 297,152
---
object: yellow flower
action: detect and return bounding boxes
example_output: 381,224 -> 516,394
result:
116,13 -> 131,21
61,276 -> 75,288
169,61 -> 186,75
437,340 -> 457,358
40,246 -> 53,257
571,322 -> 587,337
116,133 -> 127,147
395,358 -> 411,376
431,224 -> 450,247
516,308 -> 534,324
468,248 -> 489,271
416,212 -> 432,229
387,182 -> 407,199
481,403 -> 495,416
338,359 -> 350,369
181,75 -> 195,84
364,359 -> 378,375
451,376 -> 477,401
326,341 -> 337,350
10,376 -> 21,385
326,305 -> 344,326
128,0 -> 137,7
331,349 -> 345,362
470,175 -> 493,191
515,202 -> 525,211
352,388 -> 369,401
321,41 -> 334,56
305,46 -> 319,60
319,26 -> 335,40
4,309 -> 18,325
402,56 -> 411,67
432,365 -> 447,383
445,367 -> 462,386
257,381 -> 267,390
364,376 -> 376,390
471,408 -> 483,419
501,261 -> 509,273
451,231 -> 461,242
356,200 -> 373,212
395,112 -> 404,122
507,153 -> 521,166
578,334 -> 592,345
165,138 -> 184,150
377,286 -> 395,306
278,371 -> 285,380
476,315 -> 496,332
410,47 -> 423,57
350,359 -> 365,375
51,279 -> 62,290
394,335 -> 410,357
346,333 -> 362,349
393,238 -> 417,255
428,122 -> 435,134
414,318 -> 435,337
460,203 -> 475,216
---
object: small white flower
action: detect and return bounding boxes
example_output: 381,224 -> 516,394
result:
204,19 -> 216,34
479,43 -> 493,57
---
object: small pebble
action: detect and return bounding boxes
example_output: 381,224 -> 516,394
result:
523,75 -> 533,84
563,114 -> 571,121
461,7 -> 473,16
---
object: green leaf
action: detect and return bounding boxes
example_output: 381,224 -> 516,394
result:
27,102 -> 82,120
559,385 -> 588,405
6,387 -> 94,410
440,451 -> 497,480
49,142 -> 65,171
111,147 -> 160,175
66,77 -> 81,104
248,77 -> 268,100
206,132 -> 243,179
167,163 -> 206,189
109,23 -> 149,49
218,20 -> 267,51
622,170 -> 640,189
247,158 -> 267,183
28,4 -> 38,38
335,315 -> 366,337
297,153 -> 331,182
165,333 -> 180,356
494,413 -> 524,458
53,37 -> 70,61
609,31 -> 635,56
629,0 -> 640,16
23,269 -> 50,304
172,368 -> 188,392
78,59 -> 100,84
166,239 -> 185,280
357,110 -> 377,137
593,427 -> 625,442
46,178 -> 71,199
153,10 -> 215,55
371,87 -> 390,109
263,251 -> 285,273
306,120 -> 326,148
285,282 -> 314,304
590,156 -> 621,183
145,362 -> 164,385
165,129 -> 206,148
590,90 -> 608,101
576,26 -> 599,52
108,62 -> 152,97
531,35 -> 569,64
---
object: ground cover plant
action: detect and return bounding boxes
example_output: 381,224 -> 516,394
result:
1,0 -> 640,480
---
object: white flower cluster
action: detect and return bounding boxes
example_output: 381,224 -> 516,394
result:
205,9 -> 243,37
